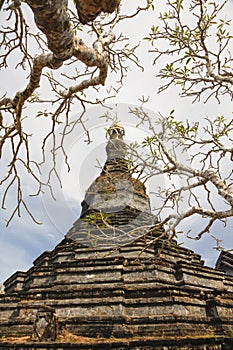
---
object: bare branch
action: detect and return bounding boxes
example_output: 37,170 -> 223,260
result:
145,0 -> 233,101
0,0 -> 150,224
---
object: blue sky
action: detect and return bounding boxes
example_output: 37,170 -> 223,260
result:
0,0 -> 233,285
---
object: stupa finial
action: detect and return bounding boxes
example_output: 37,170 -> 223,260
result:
105,122 -> 126,163
106,122 -> 125,140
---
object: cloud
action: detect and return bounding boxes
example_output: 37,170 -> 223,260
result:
0,196 -> 66,285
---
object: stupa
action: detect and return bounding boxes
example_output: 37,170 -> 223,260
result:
0,123 -> 233,349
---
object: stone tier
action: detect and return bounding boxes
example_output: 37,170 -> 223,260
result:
1,238 -> 233,342
67,209 -> 159,247
1,337 -> 233,350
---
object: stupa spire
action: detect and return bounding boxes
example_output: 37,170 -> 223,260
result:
66,123 -> 158,247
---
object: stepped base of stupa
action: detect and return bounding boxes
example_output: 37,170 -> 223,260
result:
1,238 -> 233,349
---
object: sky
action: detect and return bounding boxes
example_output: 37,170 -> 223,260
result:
0,0 -> 233,285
